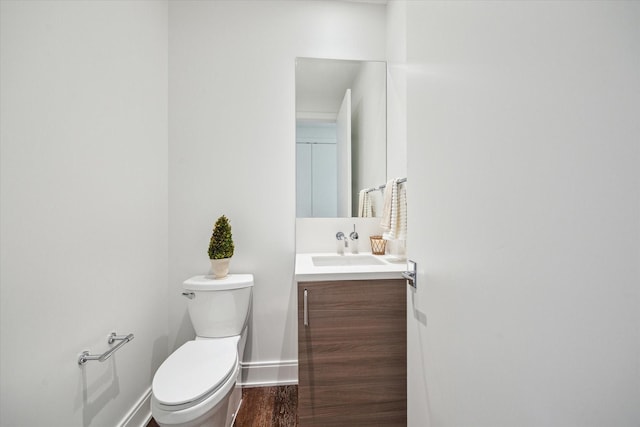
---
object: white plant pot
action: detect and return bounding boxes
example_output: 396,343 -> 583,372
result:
210,258 -> 231,279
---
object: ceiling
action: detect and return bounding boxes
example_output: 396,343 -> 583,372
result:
295,58 -> 363,115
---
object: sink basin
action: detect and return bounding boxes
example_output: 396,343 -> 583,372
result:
312,255 -> 386,267
295,253 -> 406,281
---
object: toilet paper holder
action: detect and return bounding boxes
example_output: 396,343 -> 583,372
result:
78,332 -> 134,366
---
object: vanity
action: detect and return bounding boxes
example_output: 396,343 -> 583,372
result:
295,253 -> 407,426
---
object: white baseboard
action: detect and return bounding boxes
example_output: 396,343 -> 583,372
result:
119,387 -> 152,427
239,359 -> 298,387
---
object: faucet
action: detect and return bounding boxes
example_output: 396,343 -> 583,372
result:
336,231 -> 348,254
349,224 -> 359,254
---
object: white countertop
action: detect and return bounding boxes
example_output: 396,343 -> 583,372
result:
295,252 -> 408,282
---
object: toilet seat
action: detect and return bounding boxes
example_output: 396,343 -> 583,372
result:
152,338 -> 238,410
151,362 -> 239,426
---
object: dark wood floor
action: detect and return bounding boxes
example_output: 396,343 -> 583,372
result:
234,386 -> 297,427
147,385 -> 297,427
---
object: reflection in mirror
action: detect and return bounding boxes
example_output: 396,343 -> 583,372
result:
295,58 -> 386,218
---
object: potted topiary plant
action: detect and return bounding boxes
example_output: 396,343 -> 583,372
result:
208,215 -> 235,279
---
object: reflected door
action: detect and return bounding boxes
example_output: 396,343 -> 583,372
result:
296,122 -> 338,217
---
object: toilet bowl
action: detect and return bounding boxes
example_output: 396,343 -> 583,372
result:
151,274 -> 253,427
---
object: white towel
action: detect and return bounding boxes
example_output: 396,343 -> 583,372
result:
380,179 -> 397,236
396,181 -> 407,240
358,189 -> 374,217
366,192 -> 374,217
381,179 -> 407,240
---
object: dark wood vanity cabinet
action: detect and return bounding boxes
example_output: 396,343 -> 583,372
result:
297,279 -> 407,426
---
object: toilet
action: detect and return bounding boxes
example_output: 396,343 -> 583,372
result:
151,274 -> 253,427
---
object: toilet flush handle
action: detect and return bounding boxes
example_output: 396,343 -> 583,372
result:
182,292 -> 195,299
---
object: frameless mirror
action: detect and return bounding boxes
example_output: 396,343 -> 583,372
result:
295,58 -> 386,218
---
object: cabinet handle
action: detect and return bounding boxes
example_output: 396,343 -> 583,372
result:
304,288 -> 309,327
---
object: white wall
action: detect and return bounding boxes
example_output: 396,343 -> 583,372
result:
0,1 -> 169,426
168,0 -> 386,385
385,0 -> 407,181
296,217 -> 385,254
404,1 -> 640,426
385,0 -> 408,257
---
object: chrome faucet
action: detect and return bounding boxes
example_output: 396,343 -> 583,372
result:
336,231 -> 348,254
349,224 -> 358,241
349,224 -> 359,254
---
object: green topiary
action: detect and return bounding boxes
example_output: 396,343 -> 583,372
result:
208,215 -> 235,260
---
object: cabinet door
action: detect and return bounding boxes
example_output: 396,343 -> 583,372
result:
298,280 -> 406,426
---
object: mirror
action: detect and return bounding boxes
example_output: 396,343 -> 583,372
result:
295,58 -> 386,218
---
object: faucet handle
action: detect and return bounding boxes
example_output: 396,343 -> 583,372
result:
349,224 -> 359,240
336,231 -> 345,240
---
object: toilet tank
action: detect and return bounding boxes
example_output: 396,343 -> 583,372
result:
183,274 -> 253,338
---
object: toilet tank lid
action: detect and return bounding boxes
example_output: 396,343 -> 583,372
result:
183,274 -> 254,291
